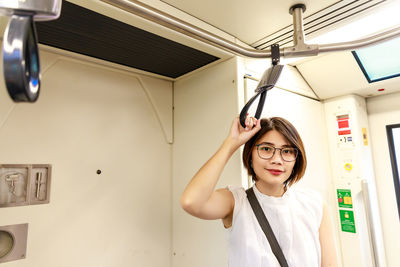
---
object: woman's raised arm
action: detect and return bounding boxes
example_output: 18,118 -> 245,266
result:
180,116 -> 260,221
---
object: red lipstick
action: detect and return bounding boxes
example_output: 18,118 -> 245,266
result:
267,169 -> 283,175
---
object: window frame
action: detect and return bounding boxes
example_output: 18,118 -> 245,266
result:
352,51 -> 400,83
386,123 -> 400,219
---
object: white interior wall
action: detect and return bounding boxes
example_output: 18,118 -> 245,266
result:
172,57 -> 242,267
0,49 -> 173,267
367,91 -> 400,267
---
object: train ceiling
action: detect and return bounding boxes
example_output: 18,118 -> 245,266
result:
1,0 -> 398,99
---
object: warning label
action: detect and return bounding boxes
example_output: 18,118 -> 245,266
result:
337,115 -> 351,136
339,209 -> 356,233
337,189 -> 353,208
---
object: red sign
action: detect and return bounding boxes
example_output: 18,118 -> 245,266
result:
337,115 -> 351,135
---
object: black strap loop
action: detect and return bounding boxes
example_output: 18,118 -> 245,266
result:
239,63 -> 284,128
239,85 -> 270,128
240,44 -> 282,128
246,187 -> 289,267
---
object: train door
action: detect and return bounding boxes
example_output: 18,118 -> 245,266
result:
367,93 -> 400,267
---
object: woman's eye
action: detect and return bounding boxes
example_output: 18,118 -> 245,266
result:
282,149 -> 293,154
261,146 -> 273,151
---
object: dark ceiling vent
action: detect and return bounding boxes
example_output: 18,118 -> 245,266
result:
36,1 -> 219,78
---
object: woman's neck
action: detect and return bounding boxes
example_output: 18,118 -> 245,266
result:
255,181 -> 285,197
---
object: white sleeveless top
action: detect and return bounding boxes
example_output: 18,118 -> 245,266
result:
226,185 -> 323,267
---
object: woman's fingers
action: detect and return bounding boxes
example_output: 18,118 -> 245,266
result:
244,116 -> 258,130
227,115 -> 261,148
238,116 -> 261,143
251,117 -> 261,132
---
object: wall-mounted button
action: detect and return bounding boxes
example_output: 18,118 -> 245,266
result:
344,163 -> 353,171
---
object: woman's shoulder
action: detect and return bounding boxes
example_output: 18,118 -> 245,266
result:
226,185 -> 247,200
225,186 -> 251,230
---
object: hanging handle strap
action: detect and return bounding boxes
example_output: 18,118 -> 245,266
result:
239,44 -> 283,128
239,85 -> 271,128
246,187 -> 289,267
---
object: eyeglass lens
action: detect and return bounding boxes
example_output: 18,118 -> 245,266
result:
257,144 -> 298,161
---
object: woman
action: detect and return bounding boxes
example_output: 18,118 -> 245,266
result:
180,116 -> 338,267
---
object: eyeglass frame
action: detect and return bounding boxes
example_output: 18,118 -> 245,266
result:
254,143 -> 298,162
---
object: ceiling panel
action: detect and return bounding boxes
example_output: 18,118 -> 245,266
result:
161,0 -> 340,45
296,52 -> 400,99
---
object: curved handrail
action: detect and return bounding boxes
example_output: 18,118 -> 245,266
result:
101,0 -> 400,58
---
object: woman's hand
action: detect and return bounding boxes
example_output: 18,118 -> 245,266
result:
225,115 -> 261,151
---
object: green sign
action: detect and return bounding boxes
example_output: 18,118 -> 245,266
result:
339,209 -> 356,233
337,189 -> 353,208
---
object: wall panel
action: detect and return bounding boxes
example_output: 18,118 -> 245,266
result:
173,57 -> 241,267
0,50 -> 172,267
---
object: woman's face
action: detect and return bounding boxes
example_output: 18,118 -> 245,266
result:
251,129 -> 296,188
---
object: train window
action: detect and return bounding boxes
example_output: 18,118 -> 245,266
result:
386,123 -> 400,219
352,37 -> 400,83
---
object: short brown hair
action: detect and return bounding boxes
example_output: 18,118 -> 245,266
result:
242,117 -> 307,186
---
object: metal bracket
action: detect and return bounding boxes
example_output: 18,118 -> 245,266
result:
271,44 -> 280,65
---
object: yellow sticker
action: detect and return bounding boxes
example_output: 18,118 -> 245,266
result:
344,196 -> 352,205
362,128 -> 368,146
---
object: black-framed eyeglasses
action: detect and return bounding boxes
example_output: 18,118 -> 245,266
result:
255,143 -> 298,162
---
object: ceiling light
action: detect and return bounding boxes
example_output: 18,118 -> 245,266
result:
308,1 -> 400,45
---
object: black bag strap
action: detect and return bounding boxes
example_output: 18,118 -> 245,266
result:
246,187 -> 289,267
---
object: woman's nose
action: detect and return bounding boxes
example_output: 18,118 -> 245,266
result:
270,149 -> 284,163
